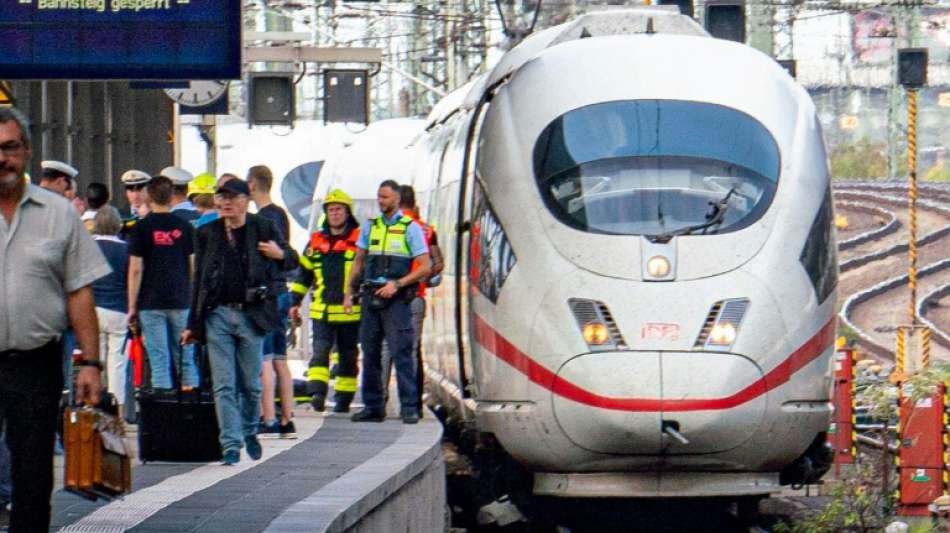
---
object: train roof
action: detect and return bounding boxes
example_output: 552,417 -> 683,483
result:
424,8 -> 709,129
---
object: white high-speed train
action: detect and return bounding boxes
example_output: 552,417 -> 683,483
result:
409,8 -> 838,500
307,7 -> 838,503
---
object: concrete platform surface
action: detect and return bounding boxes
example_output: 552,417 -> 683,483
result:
49,408 -> 444,533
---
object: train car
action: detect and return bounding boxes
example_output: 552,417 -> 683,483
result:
413,7 -> 838,500
309,118 -> 426,226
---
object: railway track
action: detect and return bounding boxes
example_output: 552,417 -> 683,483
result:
833,181 -> 950,363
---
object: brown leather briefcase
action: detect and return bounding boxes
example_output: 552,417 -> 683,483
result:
63,406 -> 132,500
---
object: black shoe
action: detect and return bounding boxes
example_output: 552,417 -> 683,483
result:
279,420 -> 297,439
310,394 -> 326,412
333,402 -> 351,413
245,435 -> 262,461
401,413 -> 420,425
258,420 -> 280,439
351,409 -> 385,422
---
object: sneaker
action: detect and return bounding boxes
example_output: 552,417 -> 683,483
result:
222,449 -> 240,465
351,409 -> 385,423
258,420 -> 280,439
245,436 -> 262,461
279,420 -> 297,439
310,394 -> 326,412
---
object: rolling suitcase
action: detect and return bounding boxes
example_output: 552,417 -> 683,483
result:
137,388 -> 221,462
137,339 -> 221,463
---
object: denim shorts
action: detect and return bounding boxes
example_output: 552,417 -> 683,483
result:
262,292 -> 291,359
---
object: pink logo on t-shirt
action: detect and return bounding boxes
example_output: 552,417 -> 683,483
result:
153,230 -> 179,246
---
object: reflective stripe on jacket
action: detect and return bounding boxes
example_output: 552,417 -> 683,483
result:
291,226 -> 361,322
365,215 -> 414,281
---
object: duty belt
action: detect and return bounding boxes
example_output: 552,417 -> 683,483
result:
0,339 -> 62,362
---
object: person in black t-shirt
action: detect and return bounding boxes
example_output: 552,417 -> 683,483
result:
248,165 -> 297,439
127,176 -> 199,391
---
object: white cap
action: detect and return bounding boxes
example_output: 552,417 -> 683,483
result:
159,166 -> 194,186
40,160 -> 78,179
121,169 -> 152,186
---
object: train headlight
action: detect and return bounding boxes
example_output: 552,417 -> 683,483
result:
569,299 -> 627,351
646,255 -> 671,278
582,322 -> 610,345
708,323 -> 737,346
694,298 -> 749,351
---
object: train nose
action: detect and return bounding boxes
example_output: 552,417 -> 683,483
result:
551,352 -> 766,455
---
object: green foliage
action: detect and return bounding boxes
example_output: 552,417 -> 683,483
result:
773,462 -> 894,533
902,364 -> 950,406
837,323 -> 860,349
907,520 -> 938,533
831,138 -> 890,179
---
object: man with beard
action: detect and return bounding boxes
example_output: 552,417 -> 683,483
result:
0,107 -> 109,532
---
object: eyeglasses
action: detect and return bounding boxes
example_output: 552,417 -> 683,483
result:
125,184 -> 146,191
0,141 -> 25,156
214,193 -> 247,202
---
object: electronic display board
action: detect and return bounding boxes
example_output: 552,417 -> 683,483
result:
0,0 -> 241,79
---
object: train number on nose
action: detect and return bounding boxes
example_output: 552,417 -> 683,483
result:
641,323 -> 680,341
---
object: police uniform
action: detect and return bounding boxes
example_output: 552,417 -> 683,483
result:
353,209 -> 428,422
290,190 -> 362,413
163,166 -> 200,224
118,169 -> 151,240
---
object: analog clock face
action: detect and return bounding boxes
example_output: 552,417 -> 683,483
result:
164,81 -> 229,107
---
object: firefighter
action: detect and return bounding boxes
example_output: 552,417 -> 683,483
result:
289,189 -> 362,413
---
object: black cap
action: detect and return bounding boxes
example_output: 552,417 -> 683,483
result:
215,179 -> 250,196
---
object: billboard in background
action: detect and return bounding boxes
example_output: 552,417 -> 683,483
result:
853,8 -> 950,64
0,0 -> 241,79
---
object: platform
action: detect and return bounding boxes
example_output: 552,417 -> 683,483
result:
49,407 -> 444,533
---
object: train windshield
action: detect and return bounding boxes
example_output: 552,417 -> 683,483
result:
533,100 -> 780,237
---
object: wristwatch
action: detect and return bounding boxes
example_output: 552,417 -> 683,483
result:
77,359 -> 104,370
393,279 -> 403,289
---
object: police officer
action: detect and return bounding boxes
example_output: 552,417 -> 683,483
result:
163,166 -> 200,223
345,180 -> 431,424
289,189 -> 362,414
119,169 -> 151,240
38,160 -> 78,197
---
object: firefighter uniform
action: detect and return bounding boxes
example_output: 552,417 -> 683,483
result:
290,190 -> 361,413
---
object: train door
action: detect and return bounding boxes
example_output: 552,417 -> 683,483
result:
455,104 -> 490,405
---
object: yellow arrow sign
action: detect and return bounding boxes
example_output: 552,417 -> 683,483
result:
0,82 -> 14,106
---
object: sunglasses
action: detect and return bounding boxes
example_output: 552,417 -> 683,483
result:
125,184 -> 146,191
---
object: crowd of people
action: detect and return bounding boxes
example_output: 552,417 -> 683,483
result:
0,106 -> 443,532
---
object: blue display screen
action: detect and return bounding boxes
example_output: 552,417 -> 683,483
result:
0,0 -> 241,79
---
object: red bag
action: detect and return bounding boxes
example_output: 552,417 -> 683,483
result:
128,335 -> 145,388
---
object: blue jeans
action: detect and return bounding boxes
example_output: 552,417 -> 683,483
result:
359,297 -> 419,415
140,308 -> 198,389
205,306 -> 265,454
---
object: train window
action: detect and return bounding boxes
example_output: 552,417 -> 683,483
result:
800,186 -> 838,304
533,100 -> 780,237
469,182 -> 517,303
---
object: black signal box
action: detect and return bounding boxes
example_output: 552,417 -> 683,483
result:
777,59 -> 797,79
705,3 -> 745,43
658,0 -> 694,18
248,73 -> 295,127
898,48 -> 928,88
324,69 -> 370,125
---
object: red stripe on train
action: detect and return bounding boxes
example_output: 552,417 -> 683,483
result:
472,314 -> 836,412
